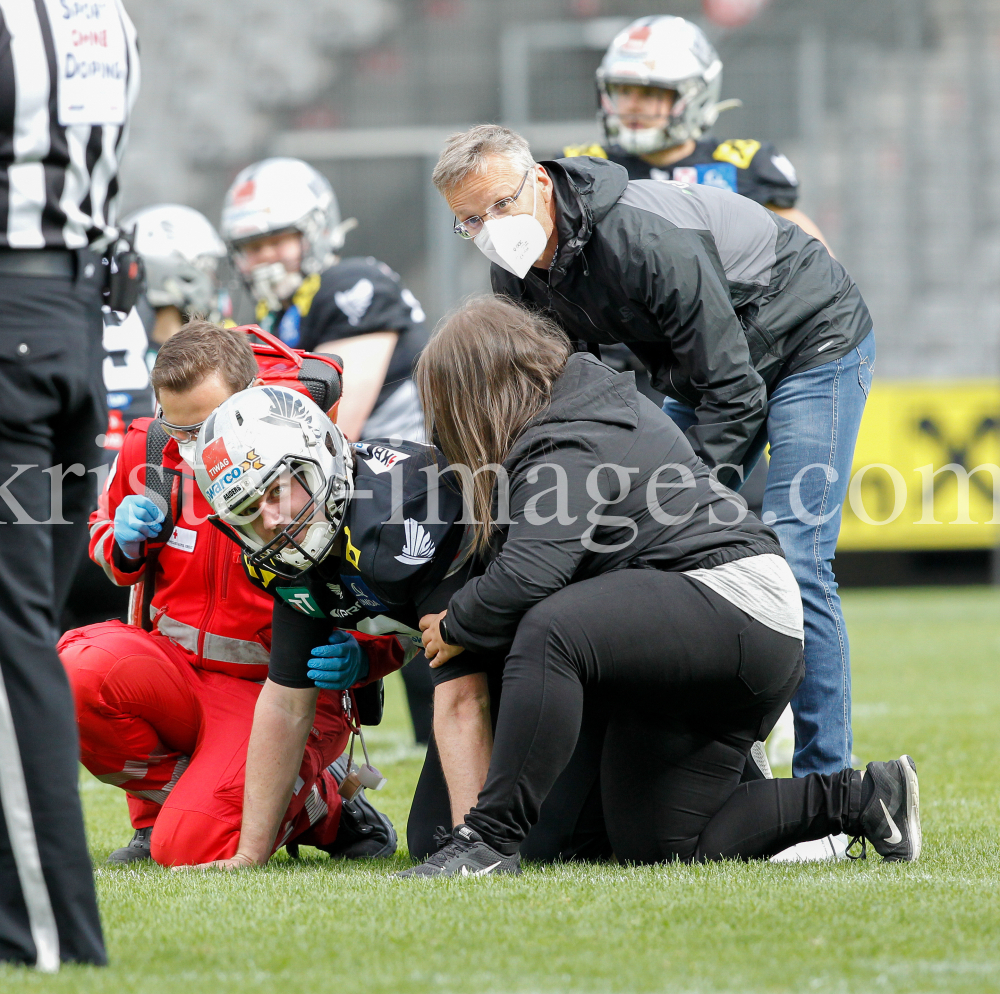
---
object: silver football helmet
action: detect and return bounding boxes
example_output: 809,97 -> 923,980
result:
121,204 -> 227,317
220,158 -> 357,310
597,16 -> 735,155
195,385 -> 354,577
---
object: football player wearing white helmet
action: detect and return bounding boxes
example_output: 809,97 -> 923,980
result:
564,16 -> 827,247
189,387 -> 617,870
220,158 -> 427,445
93,205 -> 230,459
122,203 -> 230,348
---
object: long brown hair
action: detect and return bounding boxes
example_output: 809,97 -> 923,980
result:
415,295 -> 571,554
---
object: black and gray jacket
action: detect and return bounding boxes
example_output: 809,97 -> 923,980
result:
445,353 -> 782,654
492,156 -> 873,486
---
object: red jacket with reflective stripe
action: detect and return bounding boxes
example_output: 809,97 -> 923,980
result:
89,419 -> 403,682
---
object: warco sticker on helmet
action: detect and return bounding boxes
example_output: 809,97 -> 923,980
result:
205,446 -> 265,504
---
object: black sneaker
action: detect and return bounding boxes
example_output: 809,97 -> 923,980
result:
320,755 -> 397,860
857,755 -> 921,861
396,824 -> 521,878
106,826 -> 153,865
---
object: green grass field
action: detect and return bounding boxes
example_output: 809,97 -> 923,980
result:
3,586 -> 1000,993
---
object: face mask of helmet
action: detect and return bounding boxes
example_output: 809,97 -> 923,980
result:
247,261 -> 304,313
601,84 -> 694,154
215,447 -> 353,579
472,172 -> 548,278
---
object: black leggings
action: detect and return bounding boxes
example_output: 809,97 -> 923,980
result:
462,569 -> 862,864
407,667 -> 612,863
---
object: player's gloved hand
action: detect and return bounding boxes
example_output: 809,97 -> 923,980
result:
307,630 -> 369,690
114,494 -> 165,560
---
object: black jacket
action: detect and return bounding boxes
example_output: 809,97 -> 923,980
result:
445,353 -> 782,654
492,157 -> 873,486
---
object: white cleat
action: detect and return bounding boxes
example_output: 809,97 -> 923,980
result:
770,833 -> 850,863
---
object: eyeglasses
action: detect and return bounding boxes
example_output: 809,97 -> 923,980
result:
453,170 -> 530,239
156,379 -> 256,444
155,409 -> 207,444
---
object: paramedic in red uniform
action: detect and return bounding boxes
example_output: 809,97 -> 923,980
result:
58,322 -> 399,866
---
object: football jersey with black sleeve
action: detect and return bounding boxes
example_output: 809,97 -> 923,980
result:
242,439 -> 467,688
295,257 -> 427,410
563,138 -> 799,208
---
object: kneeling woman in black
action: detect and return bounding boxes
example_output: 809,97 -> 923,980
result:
403,296 -> 919,876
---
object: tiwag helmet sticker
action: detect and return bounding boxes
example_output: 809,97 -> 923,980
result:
203,437 -> 233,481
395,518 -> 436,566
260,386 -> 309,427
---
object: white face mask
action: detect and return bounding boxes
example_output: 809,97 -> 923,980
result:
248,261 -> 303,311
615,120 -> 673,155
473,172 -> 548,279
177,439 -> 198,466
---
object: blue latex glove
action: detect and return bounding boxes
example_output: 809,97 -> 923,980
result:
114,494 -> 165,559
307,630 -> 369,690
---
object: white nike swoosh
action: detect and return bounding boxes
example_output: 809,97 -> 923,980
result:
880,798 -> 903,844
459,860 -> 501,877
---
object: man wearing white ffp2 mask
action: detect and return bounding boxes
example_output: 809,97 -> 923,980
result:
443,156 -> 559,279
433,124 -> 879,797
471,170 -> 550,279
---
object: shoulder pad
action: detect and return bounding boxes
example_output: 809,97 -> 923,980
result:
330,256 -> 400,282
346,440 -> 463,605
712,139 -> 762,170
563,143 -> 608,159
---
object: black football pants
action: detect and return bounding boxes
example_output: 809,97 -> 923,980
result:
0,262 -> 107,966
463,569 -> 864,864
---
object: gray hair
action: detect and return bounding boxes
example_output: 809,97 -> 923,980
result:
432,124 -> 535,194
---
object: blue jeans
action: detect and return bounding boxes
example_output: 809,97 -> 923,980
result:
662,330 -> 875,776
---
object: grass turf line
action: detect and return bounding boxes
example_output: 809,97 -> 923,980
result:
3,586 -> 1000,993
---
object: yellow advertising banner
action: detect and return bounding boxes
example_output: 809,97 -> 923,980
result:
837,381 -> 1000,550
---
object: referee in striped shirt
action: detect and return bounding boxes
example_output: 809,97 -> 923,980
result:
0,0 -> 139,971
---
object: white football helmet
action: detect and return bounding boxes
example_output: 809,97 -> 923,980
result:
597,16 -> 734,155
195,385 -> 354,577
120,204 -> 227,317
220,158 -> 357,310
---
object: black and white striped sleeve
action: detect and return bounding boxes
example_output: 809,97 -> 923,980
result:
0,0 -> 139,250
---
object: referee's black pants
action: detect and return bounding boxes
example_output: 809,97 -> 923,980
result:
0,260 -> 107,966
463,569 -> 864,864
